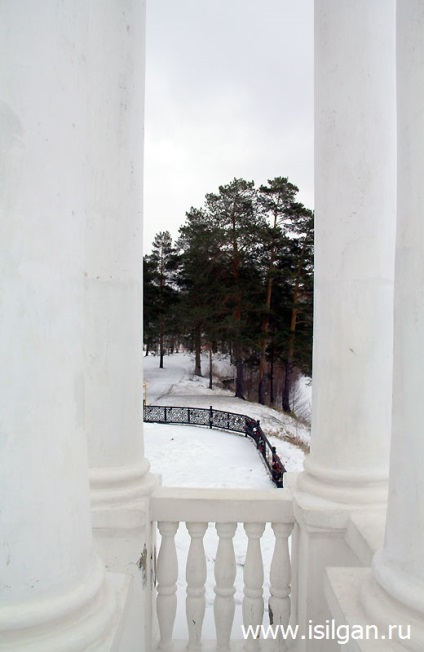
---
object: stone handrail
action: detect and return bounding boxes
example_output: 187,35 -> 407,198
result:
150,487 -> 294,650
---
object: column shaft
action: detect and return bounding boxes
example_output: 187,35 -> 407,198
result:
299,0 -> 397,503
0,2 -> 117,649
291,4 -> 397,647
85,0 -> 153,506
84,3 -> 156,649
372,0 -> 424,616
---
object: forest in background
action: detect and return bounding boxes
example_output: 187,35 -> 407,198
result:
143,176 -> 313,415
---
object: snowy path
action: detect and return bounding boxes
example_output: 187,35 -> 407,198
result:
143,352 -> 192,402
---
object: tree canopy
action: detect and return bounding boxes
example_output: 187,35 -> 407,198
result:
143,176 -> 314,414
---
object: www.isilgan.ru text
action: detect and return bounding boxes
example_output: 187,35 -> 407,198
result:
241,620 -> 411,645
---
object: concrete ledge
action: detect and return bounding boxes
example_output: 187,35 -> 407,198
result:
345,510 -> 386,566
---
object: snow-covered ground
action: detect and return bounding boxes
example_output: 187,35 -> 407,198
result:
143,351 -> 310,640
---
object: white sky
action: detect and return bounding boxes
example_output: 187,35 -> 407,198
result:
143,0 -> 314,252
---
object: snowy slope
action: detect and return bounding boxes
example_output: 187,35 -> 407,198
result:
144,351 -> 309,477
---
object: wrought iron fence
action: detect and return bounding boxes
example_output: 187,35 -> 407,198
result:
143,404 -> 286,488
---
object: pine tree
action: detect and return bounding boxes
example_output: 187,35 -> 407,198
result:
143,256 -> 160,356
256,177 -> 301,404
144,231 -> 179,368
176,208 -> 225,377
204,178 -> 266,399
280,206 -> 314,412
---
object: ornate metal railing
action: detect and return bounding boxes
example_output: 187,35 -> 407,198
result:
143,404 -> 286,488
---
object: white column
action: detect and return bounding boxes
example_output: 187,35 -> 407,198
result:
362,4 -> 424,646
292,4 -> 397,649
86,0 -> 154,506
84,2 -> 156,648
0,2 -> 118,649
298,0 -> 397,504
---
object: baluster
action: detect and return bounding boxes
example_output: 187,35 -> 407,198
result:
243,522 -> 265,652
268,523 -> 294,650
186,522 -> 208,650
214,522 -> 237,651
157,521 -> 179,650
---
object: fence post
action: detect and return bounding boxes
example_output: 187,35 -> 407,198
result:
209,406 -> 213,429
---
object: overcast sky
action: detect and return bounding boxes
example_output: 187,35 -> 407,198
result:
143,0 -> 314,252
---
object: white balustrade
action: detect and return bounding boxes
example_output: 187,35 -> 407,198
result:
214,522 -> 237,651
243,523 -> 266,652
151,487 -> 294,650
269,523 -> 294,650
157,521 -> 179,650
186,522 -> 208,650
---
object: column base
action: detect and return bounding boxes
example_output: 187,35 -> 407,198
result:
90,459 -> 157,508
90,469 -> 161,652
290,467 -> 389,652
0,556 -> 129,652
360,551 -> 424,651
325,566 -> 424,651
291,486 -> 364,652
297,460 -> 388,506
371,549 -> 424,617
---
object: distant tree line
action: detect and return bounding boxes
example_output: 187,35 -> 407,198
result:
143,177 -> 314,414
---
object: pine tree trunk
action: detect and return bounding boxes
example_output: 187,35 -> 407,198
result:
282,310 -> 297,412
269,333 -> 275,405
229,205 -> 246,400
258,230 -> 276,404
258,343 -> 266,405
159,315 -> 164,369
194,323 -> 202,376
209,347 -> 213,389
282,357 -> 292,413
235,358 -> 245,399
